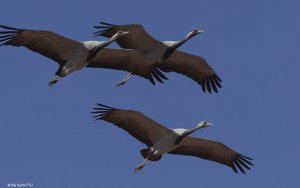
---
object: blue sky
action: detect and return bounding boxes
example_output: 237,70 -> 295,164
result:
0,0 -> 299,187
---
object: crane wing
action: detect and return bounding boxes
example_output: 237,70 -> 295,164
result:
0,25 -> 81,65
92,103 -> 172,146
93,22 -> 166,55
159,50 -> 222,93
87,48 -> 168,85
169,136 -> 253,174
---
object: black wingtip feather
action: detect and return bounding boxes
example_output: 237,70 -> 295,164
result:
91,110 -> 112,114
205,79 -> 212,93
92,29 -> 110,38
233,160 -> 245,174
236,158 -> 251,170
0,25 -> 22,31
209,78 -> 218,93
240,154 -> 253,160
0,34 -> 15,39
154,68 -> 168,80
0,36 -> 15,46
151,71 -> 163,83
201,80 -> 206,92
238,155 -> 254,166
230,154 -> 253,174
213,76 -> 222,88
93,25 -> 110,29
0,31 -> 18,34
96,103 -> 116,109
92,103 -> 116,121
216,75 -> 223,82
99,22 -> 116,26
92,114 -> 104,119
92,22 -> 117,38
231,162 -> 238,174
0,25 -> 22,46
95,117 -> 104,121
148,74 -> 156,85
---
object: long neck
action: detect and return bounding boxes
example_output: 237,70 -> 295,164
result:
160,36 -> 191,61
86,37 -> 118,62
181,125 -> 203,137
97,35 -> 119,49
170,34 -> 194,50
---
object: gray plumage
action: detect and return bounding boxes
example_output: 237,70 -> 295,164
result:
93,22 -> 222,93
0,25 -> 167,87
92,103 -> 253,173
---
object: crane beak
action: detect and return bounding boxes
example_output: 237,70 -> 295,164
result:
207,122 -> 214,126
194,29 -> 204,34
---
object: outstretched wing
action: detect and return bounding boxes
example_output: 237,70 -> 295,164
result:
87,48 -> 168,85
169,136 -> 253,174
0,25 -> 81,65
159,50 -> 222,93
93,22 -> 166,56
92,103 -> 172,146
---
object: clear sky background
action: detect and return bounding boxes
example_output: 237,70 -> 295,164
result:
0,0 -> 299,187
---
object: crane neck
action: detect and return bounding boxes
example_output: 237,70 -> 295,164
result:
160,36 -> 191,61
181,125 -> 204,137
170,36 -> 190,50
86,38 -> 116,62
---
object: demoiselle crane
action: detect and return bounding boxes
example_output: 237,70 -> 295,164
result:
93,22 -> 222,93
92,103 -> 253,173
0,25 -> 167,87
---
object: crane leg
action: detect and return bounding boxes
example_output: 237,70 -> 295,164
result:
116,73 -> 134,87
49,75 -> 62,88
134,157 -> 150,172
49,67 -> 71,88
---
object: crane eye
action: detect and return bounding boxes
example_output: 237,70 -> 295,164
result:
203,122 -> 207,125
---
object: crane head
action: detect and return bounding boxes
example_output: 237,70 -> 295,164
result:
197,121 -> 214,128
187,29 -> 204,38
